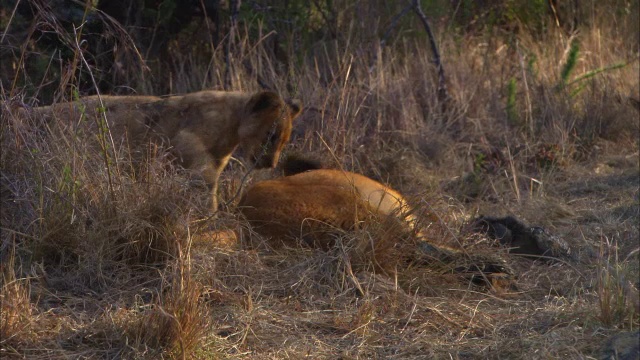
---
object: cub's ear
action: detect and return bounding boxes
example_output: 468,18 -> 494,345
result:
286,99 -> 303,118
248,91 -> 282,114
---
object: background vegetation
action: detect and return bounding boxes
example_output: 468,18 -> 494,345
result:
2,0 -> 639,358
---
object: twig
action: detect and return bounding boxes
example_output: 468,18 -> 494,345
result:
412,0 -> 449,109
548,0 -> 562,29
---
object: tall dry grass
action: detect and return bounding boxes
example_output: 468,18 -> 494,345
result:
1,2 -> 638,358
1,245 -> 33,354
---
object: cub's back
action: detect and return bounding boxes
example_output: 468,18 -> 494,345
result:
239,169 -> 415,247
20,95 -> 165,142
275,169 -> 411,218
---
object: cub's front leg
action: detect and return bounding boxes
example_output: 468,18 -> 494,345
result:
171,130 -> 224,212
200,160 -> 225,213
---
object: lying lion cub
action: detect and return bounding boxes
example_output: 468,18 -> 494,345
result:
19,90 -> 302,211
239,157 -> 423,249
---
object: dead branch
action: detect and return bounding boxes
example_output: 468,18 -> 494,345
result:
380,2 -> 414,48
368,3 -> 412,73
412,0 -> 449,108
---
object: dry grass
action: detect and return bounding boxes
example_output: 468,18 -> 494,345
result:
1,3 -> 639,359
1,245 -> 33,355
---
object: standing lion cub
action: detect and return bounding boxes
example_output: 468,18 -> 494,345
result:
20,90 -> 303,211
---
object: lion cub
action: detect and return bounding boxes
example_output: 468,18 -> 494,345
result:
22,90 -> 303,211
239,158 -> 418,249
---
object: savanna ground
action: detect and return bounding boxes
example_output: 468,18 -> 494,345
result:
1,1 -> 639,359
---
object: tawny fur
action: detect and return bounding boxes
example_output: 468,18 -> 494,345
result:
239,169 -> 419,248
20,90 -> 303,211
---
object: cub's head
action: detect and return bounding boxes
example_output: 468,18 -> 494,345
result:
281,153 -> 324,176
239,91 -> 303,169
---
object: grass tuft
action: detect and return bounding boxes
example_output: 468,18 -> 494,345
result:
1,244 -> 33,353
1,2 -> 638,357
128,258 -> 210,359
